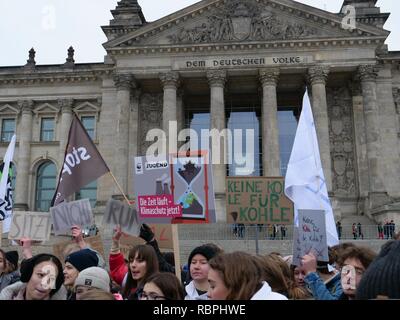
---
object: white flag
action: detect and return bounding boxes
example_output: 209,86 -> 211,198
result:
284,92 -> 339,246
0,134 -> 16,233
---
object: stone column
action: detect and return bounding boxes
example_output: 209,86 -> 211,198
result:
14,100 -> 34,210
160,72 -> 180,154
128,89 -> 140,197
58,99 -> 74,162
207,70 -> 227,195
259,68 -> 281,176
113,73 -> 135,196
358,65 -> 385,196
308,65 -> 333,192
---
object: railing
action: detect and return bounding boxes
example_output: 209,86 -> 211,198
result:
178,224 -> 397,241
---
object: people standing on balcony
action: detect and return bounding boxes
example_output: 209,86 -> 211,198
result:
336,221 -> 342,240
377,223 -> 384,240
357,223 -> 364,240
352,223 -> 357,240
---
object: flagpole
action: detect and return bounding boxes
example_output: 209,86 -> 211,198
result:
108,171 -> 132,207
0,221 -> 2,247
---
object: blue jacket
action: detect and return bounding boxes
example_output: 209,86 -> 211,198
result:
304,272 -> 343,300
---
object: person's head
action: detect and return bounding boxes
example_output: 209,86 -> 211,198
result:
78,288 -> 116,300
356,240 -> 400,299
123,244 -> 159,298
5,251 -> 19,272
140,272 -> 184,300
0,249 -> 6,274
208,252 -> 263,300
188,244 -> 220,284
63,248 -> 99,287
20,254 -> 64,300
337,246 -> 376,299
74,267 -> 111,300
254,255 -> 288,296
291,265 -> 306,287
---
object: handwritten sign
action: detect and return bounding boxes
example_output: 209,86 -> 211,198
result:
8,211 -> 51,241
104,199 -> 140,236
298,209 -> 329,262
50,199 -> 94,235
53,235 -> 105,262
226,177 -> 293,224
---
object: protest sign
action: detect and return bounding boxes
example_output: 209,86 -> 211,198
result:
226,177 -> 293,224
50,199 -> 93,235
104,199 -> 140,236
8,211 -> 51,241
133,151 -> 216,224
53,234 -> 105,262
297,209 -> 329,262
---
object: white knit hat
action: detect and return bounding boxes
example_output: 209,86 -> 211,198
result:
74,267 -> 110,292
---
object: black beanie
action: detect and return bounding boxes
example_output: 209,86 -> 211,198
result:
188,245 -> 219,267
356,240 -> 400,300
5,251 -> 19,268
65,249 -> 99,272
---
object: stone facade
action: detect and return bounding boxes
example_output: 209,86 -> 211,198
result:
0,0 -> 399,229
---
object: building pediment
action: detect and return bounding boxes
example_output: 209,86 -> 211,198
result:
104,0 -> 389,50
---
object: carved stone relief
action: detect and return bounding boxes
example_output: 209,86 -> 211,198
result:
327,87 -> 357,196
139,93 -> 163,155
393,88 -> 400,137
168,0 -> 318,44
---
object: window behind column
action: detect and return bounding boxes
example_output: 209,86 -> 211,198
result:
81,116 -> 95,140
40,118 -> 55,141
35,162 -> 56,212
278,110 -> 298,176
1,119 -> 15,142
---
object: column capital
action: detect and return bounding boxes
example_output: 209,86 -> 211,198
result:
259,68 -> 280,86
18,100 -> 34,114
160,71 -> 180,89
357,64 -> 378,82
207,69 -> 227,87
308,65 -> 330,85
58,98 -> 74,113
114,73 -> 136,90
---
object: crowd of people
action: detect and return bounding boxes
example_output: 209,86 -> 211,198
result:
0,224 -> 399,301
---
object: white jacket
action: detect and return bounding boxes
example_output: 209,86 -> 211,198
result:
251,281 -> 288,300
0,281 -> 67,300
185,280 -> 208,300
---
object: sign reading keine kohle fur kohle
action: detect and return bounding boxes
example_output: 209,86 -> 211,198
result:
226,177 -> 293,224
133,151 -> 216,224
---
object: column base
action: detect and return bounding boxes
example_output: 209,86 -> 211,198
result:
367,192 -> 392,210
214,192 -> 226,223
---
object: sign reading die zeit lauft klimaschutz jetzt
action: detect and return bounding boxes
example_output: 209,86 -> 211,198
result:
226,177 -> 293,225
133,151 -> 216,224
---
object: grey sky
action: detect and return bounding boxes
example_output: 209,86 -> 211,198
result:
0,0 -> 398,66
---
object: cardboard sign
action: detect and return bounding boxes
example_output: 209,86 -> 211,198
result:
226,177 -> 294,224
119,224 -> 173,258
298,209 -> 329,262
52,234 -> 105,263
104,199 -> 140,236
133,151 -> 216,224
8,211 -> 51,241
50,199 -> 94,235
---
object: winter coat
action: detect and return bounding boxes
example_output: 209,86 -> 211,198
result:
304,272 -> 343,300
251,281 -> 288,300
0,271 -> 20,292
0,281 -> 67,300
185,280 -> 208,300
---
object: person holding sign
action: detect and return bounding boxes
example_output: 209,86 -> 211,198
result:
0,254 -> 66,300
301,248 -> 343,300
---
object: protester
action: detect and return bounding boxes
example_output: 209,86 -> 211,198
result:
78,288 -> 116,300
356,240 -> 400,299
357,222 -> 364,240
140,272 -> 184,300
254,255 -> 289,297
280,255 -> 312,299
74,267 -> 111,300
64,248 -> 100,300
0,253 -> 66,300
352,223 -> 357,240
336,246 -> 376,300
207,252 -> 287,300
301,249 -> 343,300
185,244 -> 220,300
0,249 -> 20,293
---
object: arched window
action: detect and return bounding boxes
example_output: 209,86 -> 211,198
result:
35,162 -> 56,212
